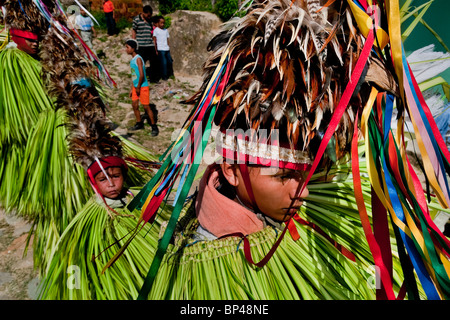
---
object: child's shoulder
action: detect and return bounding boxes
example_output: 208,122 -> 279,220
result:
130,54 -> 142,62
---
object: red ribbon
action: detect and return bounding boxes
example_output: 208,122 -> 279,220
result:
352,110 -> 396,300
290,214 -> 356,261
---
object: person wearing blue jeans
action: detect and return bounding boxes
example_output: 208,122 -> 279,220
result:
152,16 -> 173,81
157,50 -> 173,81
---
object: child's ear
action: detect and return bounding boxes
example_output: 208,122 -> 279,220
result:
220,162 -> 239,187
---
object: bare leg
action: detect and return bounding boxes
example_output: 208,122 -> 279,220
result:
143,104 -> 156,125
132,100 -> 141,122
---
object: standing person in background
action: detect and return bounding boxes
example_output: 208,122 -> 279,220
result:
132,5 -> 160,83
75,8 -> 96,49
125,39 -> 159,136
152,16 -> 173,81
102,0 -> 116,36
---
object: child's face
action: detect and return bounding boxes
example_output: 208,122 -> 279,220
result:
125,44 -> 134,55
94,167 -> 124,199
143,12 -> 152,21
12,33 -> 39,56
224,164 -> 309,222
157,19 -> 165,28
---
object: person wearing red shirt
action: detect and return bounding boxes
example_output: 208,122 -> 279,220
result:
102,0 -> 117,36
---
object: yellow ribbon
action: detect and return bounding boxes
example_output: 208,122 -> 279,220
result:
361,88 -> 412,237
346,0 -> 390,50
386,0 -> 405,102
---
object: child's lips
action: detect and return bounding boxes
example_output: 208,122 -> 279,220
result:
284,205 -> 302,214
107,190 -> 119,197
286,207 -> 300,214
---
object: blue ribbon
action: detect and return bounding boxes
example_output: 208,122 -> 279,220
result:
380,97 -> 440,299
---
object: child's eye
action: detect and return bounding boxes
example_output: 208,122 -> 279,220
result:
274,175 -> 291,184
276,175 -> 290,180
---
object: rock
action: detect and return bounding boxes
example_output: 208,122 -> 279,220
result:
168,10 -> 222,77
0,272 -> 14,287
4,214 -> 32,238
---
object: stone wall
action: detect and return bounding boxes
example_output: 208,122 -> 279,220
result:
167,10 -> 222,77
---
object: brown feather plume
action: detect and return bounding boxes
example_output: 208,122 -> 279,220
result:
37,7 -> 121,170
187,0 -> 397,163
2,0 -> 54,37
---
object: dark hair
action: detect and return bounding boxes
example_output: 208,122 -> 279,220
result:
125,39 -> 138,51
143,5 -> 153,14
153,15 -> 164,23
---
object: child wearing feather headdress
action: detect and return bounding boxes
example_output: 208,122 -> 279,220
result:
0,0 -> 96,276
129,0 -> 450,301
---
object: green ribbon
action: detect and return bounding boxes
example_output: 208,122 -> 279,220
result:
137,104 -> 217,300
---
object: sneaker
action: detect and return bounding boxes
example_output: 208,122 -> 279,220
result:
129,121 -> 144,131
151,124 -> 159,136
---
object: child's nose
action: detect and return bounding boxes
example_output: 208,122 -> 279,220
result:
289,181 -> 309,200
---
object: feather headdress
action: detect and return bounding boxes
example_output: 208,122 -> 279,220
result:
34,2 -> 161,216
25,3 -> 126,210
187,0 -> 397,166
38,20 -> 120,168
2,0 -> 54,36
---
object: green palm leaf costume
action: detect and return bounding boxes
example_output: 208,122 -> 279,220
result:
0,1 -> 158,274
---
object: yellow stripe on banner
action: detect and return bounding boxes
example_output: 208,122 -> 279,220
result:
395,117 -> 418,199
361,88 -> 412,238
346,0 -> 390,49
360,87 -> 379,136
386,0 -> 405,101
139,167 -> 169,216
401,201 -> 432,262
378,164 -> 412,238
198,47 -> 231,105
438,248 -> 450,280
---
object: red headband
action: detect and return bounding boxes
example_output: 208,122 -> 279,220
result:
217,130 -> 313,171
87,156 -> 128,179
10,29 -> 38,40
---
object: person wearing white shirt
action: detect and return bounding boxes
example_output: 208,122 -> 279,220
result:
152,16 -> 173,81
75,8 -> 96,50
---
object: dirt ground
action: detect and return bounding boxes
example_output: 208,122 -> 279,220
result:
97,29 -> 204,156
0,28 -> 204,300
